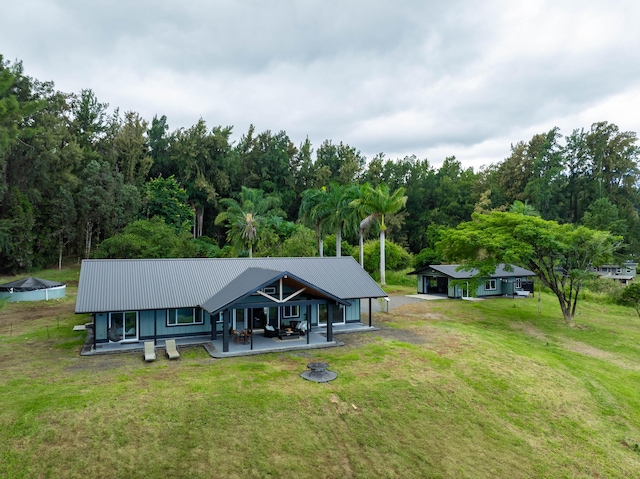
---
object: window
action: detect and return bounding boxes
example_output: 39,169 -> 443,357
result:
283,305 -> 300,318
485,279 -> 497,291
167,308 -> 201,326
515,278 -> 522,289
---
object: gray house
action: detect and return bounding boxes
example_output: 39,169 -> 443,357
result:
75,257 -> 386,356
591,262 -> 637,285
408,264 -> 535,298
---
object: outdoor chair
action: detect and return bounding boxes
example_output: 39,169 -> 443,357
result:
144,341 -> 156,362
165,339 -> 180,359
293,320 -> 308,335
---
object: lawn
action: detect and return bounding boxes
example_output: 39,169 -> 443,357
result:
1,267 -> 640,478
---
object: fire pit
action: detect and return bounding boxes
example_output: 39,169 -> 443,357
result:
300,361 -> 337,383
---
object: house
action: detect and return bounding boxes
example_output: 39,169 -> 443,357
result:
591,262 -> 637,285
408,264 -> 535,298
75,257 -> 386,357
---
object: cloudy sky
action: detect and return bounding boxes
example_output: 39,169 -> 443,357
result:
3,0 -> 640,170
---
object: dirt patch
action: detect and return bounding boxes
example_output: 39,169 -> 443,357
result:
0,301 -> 77,328
510,321 -> 549,341
563,339 -> 640,371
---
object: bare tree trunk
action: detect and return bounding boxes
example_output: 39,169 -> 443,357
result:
85,221 -> 93,258
58,240 -> 63,270
196,207 -> 204,237
319,239 -> 324,257
336,227 -> 342,257
380,230 -> 386,286
359,229 -> 364,267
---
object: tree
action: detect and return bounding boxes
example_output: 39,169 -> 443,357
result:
313,183 -> 355,257
214,187 -> 283,257
144,176 -> 193,233
94,217 -> 196,259
299,187 -> 329,256
439,211 -> 620,324
351,183 -> 407,286
620,282 -> 640,318
509,200 -> 540,216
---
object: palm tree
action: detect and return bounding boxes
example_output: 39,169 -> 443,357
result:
299,188 -> 329,257
316,183 -> 353,257
351,183 -> 407,286
510,200 -> 540,216
347,183 -> 375,267
215,187 -> 283,257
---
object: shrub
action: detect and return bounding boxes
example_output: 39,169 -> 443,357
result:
353,239 -> 412,274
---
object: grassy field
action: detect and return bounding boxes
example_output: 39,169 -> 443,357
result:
1,267 -> 640,478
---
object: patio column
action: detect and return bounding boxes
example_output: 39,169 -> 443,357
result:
368,298 -> 372,327
222,309 -> 230,353
211,313 -> 216,340
306,304 -> 311,345
327,303 -> 334,342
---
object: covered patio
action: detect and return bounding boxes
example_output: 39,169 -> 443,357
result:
81,322 -> 376,357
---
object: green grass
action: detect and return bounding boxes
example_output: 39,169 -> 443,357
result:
2,272 -> 640,478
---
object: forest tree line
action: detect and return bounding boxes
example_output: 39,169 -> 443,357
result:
1,55 -> 639,274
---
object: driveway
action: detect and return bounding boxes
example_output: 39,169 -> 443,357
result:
360,293 -> 448,313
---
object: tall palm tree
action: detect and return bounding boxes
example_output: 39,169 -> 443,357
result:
215,187 -> 282,257
351,184 -> 407,286
299,187 -> 329,257
347,183 -> 375,267
316,183 -> 354,257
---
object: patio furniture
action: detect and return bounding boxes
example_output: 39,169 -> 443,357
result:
293,320 -> 307,336
165,339 -> 180,359
264,324 -> 279,338
144,341 -> 156,362
279,329 -> 300,340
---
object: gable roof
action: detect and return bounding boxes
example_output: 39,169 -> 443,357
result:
75,257 -> 386,314
408,264 -> 535,279
200,268 -> 348,315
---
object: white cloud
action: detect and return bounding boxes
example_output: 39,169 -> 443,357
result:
2,0 -> 640,170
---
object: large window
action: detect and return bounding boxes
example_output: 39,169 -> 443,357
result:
485,279 -> 497,291
283,305 -> 300,318
167,308 -> 202,326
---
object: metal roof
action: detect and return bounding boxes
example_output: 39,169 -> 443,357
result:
200,268 -> 348,315
75,257 -> 387,313
409,264 -> 535,279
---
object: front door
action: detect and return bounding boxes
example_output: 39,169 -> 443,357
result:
108,311 -> 138,342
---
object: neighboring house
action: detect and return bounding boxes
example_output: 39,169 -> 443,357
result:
408,264 -> 535,299
75,257 -> 386,356
591,262 -> 637,285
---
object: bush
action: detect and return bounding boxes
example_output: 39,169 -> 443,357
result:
414,247 -> 442,269
581,277 -> 625,304
353,239 -> 412,274
323,234 -> 355,257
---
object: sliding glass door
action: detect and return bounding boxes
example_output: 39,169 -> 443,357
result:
108,312 -> 138,342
